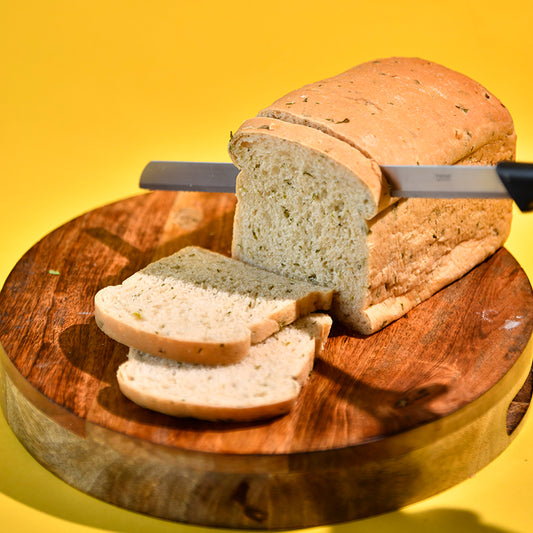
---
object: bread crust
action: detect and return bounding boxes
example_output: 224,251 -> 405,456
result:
357,196 -> 513,333
116,377 -> 298,421
94,303 -> 251,365
258,57 -> 516,166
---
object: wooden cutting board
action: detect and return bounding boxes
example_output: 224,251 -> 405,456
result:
1,190 -> 532,530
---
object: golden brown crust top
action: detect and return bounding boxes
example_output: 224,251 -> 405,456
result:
257,57 -> 516,166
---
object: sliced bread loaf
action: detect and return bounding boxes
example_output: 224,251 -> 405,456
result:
117,313 -> 332,421
94,246 -> 333,365
228,57 -> 515,334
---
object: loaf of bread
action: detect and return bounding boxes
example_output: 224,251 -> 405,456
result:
94,246 -> 333,364
229,57 -> 515,334
117,313 -> 332,421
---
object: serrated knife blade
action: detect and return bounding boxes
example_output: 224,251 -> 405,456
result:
139,160 -> 533,212
140,161 -> 238,193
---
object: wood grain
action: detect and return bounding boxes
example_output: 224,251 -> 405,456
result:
0,190 -> 532,529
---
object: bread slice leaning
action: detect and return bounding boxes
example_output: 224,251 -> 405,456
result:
117,313 -> 333,422
94,246 -> 333,365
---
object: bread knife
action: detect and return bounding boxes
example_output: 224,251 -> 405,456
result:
139,160 -> 533,212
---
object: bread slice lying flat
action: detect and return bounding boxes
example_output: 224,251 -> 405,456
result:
94,246 -> 333,365
117,313 -> 332,421
229,57 -> 515,334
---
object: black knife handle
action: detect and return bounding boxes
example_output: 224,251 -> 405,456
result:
496,161 -> 533,212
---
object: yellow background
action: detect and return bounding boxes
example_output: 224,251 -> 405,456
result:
1,1 -> 532,532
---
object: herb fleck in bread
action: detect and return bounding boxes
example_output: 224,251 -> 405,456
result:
117,313 -> 332,421
94,246 -> 333,365
229,57 -> 515,334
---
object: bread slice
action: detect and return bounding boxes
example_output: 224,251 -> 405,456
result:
228,57 -> 515,334
117,313 -> 332,421
94,246 -> 333,365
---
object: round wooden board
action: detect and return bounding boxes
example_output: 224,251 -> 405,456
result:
1,190 -> 532,530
